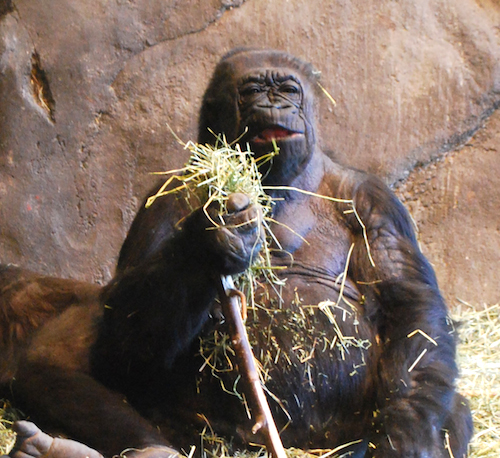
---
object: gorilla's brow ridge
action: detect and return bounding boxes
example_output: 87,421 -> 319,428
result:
240,71 -> 301,86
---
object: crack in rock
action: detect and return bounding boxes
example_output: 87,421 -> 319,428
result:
30,50 -> 56,123
392,98 -> 500,188
109,0 -> 249,88
172,0 -> 249,40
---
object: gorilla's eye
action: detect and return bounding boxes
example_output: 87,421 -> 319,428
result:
280,83 -> 300,94
240,84 -> 262,97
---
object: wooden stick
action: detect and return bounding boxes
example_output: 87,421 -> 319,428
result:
217,275 -> 287,458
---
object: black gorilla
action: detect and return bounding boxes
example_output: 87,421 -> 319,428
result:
0,49 -> 472,458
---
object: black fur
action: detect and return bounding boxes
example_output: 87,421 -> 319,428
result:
0,49 -> 472,458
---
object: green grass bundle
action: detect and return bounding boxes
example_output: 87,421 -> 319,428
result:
147,135 -> 286,298
146,136 -> 275,219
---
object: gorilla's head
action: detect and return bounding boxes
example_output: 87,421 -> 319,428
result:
198,49 -> 319,186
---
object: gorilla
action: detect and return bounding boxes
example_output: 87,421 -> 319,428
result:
0,48 -> 472,458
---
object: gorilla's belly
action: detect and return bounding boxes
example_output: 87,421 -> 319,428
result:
189,272 -> 379,449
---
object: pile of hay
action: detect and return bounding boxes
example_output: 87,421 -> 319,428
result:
454,302 -> 500,458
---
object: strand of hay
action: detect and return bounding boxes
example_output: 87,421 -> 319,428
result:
454,302 -> 500,458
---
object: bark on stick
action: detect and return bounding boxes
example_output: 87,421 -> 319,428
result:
217,275 -> 287,458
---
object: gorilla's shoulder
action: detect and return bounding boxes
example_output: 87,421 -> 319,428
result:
321,151 -> 387,192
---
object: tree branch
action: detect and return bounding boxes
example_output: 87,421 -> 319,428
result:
217,275 -> 287,458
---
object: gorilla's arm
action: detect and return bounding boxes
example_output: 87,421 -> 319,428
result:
91,191 -> 262,397
348,175 -> 458,457
6,186 -> 261,458
116,180 -> 188,273
92,209 -> 221,390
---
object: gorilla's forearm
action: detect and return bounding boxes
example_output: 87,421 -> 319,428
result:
92,224 -> 218,389
92,195 -> 262,393
350,177 -> 459,456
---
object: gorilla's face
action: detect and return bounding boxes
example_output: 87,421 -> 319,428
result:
235,66 -> 315,186
237,69 -> 306,146
199,50 -> 318,186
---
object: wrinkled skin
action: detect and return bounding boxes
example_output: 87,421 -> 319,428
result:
0,49 -> 472,458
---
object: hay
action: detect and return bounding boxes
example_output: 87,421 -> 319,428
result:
0,400 -> 21,455
147,133 -> 288,300
195,302 -> 499,458
245,298 -> 372,389
146,133 -> 275,216
454,302 -> 500,458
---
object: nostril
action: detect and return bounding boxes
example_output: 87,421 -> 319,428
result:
226,193 -> 250,213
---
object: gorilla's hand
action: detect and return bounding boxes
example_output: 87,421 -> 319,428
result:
184,193 -> 264,275
213,193 -> 264,274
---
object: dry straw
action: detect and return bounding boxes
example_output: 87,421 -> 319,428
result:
147,132 -> 284,297
454,302 -> 500,458
146,134 -> 275,217
0,401 -> 18,455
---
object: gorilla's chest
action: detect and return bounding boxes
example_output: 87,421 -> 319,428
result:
188,199 -> 379,447
269,196 -> 355,290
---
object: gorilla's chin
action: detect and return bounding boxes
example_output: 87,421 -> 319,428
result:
249,135 -> 311,186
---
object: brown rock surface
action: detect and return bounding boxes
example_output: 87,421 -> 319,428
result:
0,0 -> 499,306
395,109 -> 500,307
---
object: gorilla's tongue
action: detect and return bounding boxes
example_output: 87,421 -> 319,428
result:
255,127 -> 294,142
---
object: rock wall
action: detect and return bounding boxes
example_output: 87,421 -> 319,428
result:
1,0 -> 499,306
396,109 -> 500,307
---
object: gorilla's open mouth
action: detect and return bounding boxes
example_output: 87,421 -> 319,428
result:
252,126 -> 303,144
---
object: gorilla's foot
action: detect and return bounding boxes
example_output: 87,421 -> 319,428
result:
6,421 -> 180,458
7,421 -> 103,458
